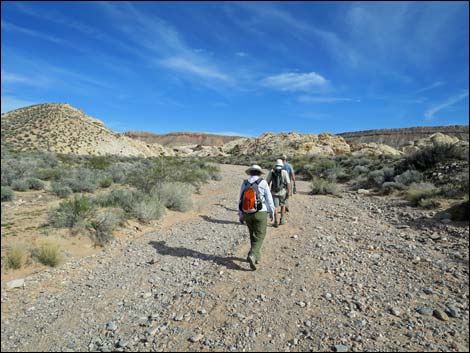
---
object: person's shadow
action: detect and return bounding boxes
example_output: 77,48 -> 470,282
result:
149,241 -> 251,271
200,215 -> 241,225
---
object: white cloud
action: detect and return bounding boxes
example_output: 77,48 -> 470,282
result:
236,52 -> 247,57
262,72 -> 327,91
413,81 -> 444,95
298,96 -> 356,103
2,20 -> 67,45
424,91 -> 469,120
161,57 -> 232,82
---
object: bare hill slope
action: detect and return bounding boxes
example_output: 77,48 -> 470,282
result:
1,103 -> 173,156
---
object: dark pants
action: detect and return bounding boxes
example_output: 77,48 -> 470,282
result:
244,211 -> 268,263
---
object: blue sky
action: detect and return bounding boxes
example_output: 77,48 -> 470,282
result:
1,1 -> 469,136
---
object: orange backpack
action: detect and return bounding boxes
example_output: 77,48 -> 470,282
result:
239,179 -> 263,214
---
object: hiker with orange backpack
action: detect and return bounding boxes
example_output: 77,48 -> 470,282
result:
238,164 -> 275,270
266,159 -> 291,227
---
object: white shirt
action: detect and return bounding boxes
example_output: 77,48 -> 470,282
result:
238,175 -> 275,218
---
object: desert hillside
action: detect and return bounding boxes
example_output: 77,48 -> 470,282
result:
339,125 -> 469,148
1,103 -> 173,157
124,131 -> 242,147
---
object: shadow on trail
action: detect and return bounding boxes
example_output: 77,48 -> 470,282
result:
149,241 -> 251,272
200,215 -> 241,225
215,203 -> 239,212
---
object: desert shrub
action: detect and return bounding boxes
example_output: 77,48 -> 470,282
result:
64,168 -> 98,193
39,151 -> 59,168
99,176 -> 113,188
131,196 -> 165,223
1,186 -> 14,202
394,170 -> 423,186
49,195 -> 94,228
6,247 -> 26,269
350,175 -> 369,190
34,242 -> 61,267
36,167 -> 65,181
108,163 -> 130,183
86,155 -> 112,170
402,143 -> 468,172
418,198 -> 440,209
324,165 -> 349,183
311,177 -> 339,195
157,182 -> 195,212
88,208 -> 125,246
11,179 -> 30,191
406,182 -> 440,206
51,181 -> 73,198
353,165 -> 369,175
27,178 -> 45,190
95,189 -> 139,213
381,182 -> 406,195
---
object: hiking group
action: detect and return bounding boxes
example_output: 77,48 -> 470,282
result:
238,155 -> 296,270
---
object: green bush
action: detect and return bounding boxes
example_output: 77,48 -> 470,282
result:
311,177 -> 339,195
403,143 -> 468,171
394,170 -> 422,186
99,176 -> 113,188
34,242 -> 61,267
86,156 -> 112,170
51,181 -> 73,198
64,168 -> 98,193
1,186 -> 14,202
381,181 -> 406,195
49,195 -> 94,228
418,198 -> 440,209
88,208 -> 125,246
11,179 -> 30,191
27,178 -> 45,190
157,182 -> 195,212
95,189 -> 139,213
131,196 -> 165,222
406,182 -> 440,206
36,167 -> 65,181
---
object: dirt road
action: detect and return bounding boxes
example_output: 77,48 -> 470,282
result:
1,164 -> 468,352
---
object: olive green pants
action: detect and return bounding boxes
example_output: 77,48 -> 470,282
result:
244,211 -> 268,263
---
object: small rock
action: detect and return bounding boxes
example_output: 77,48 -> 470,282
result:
6,279 -> 25,290
389,307 -> 401,317
189,334 -> 204,343
433,309 -> 449,321
445,305 -> 460,318
334,344 -> 348,352
417,307 -> 433,316
296,301 -> 306,308
423,288 -> 433,295
106,321 -> 118,331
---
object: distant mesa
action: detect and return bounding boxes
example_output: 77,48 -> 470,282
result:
123,131 -> 243,147
2,103 -> 468,158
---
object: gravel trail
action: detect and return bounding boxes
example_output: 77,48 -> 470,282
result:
1,164 -> 468,352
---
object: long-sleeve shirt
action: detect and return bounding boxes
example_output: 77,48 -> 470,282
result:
238,176 -> 275,219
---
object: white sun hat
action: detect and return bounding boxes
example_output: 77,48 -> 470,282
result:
275,159 -> 284,167
245,164 -> 264,175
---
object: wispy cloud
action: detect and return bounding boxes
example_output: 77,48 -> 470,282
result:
1,69 -> 52,88
161,57 -> 232,82
413,81 -> 444,95
236,52 -> 248,57
424,91 -> 469,120
2,20 -> 67,45
298,95 -> 357,104
262,72 -> 327,91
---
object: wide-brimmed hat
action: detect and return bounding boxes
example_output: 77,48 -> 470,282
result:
275,159 -> 284,167
282,155 -> 288,160
245,164 -> 264,175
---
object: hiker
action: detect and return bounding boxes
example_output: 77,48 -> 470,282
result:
266,159 -> 291,227
282,155 -> 296,195
238,164 -> 275,270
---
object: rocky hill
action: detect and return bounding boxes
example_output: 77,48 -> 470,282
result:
1,103 -> 173,157
123,131 -> 242,147
222,131 -> 351,156
339,125 -> 469,148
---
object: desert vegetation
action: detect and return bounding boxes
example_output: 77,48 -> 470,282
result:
1,149 -> 220,272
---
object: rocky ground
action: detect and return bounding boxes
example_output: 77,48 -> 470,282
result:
1,164 -> 468,352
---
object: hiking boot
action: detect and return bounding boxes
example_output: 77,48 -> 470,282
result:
273,221 -> 279,228
280,218 -> 286,225
247,255 -> 257,270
